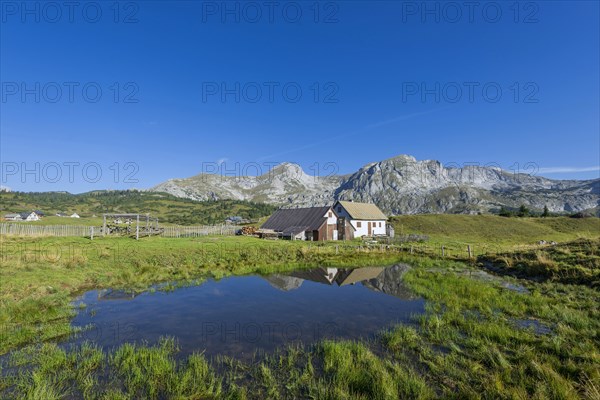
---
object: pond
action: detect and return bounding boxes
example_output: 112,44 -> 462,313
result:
67,264 -> 424,360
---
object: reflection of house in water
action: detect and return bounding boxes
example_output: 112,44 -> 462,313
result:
97,289 -> 139,300
289,267 -> 340,285
265,265 -> 415,300
334,267 -> 384,286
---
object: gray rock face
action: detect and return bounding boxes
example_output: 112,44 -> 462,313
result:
149,155 -> 599,215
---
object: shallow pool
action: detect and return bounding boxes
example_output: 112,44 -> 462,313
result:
67,264 -> 424,359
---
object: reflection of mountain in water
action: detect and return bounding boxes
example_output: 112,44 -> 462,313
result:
265,264 -> 415,300
362,264 -> 416,300
263,275 -> 304,291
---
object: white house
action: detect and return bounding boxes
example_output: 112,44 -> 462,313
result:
4,213 -> 22,221
333,201 -> 387,237
19,212 -> 40,221
70,213 -> 80,218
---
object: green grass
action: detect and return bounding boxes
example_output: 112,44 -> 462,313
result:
1,230 -> 600,398
390,214 -> 599,253
480,238 -> 600,287
2,254 -> 598,399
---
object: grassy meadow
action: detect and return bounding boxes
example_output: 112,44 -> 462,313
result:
1,215 -> 599,398
390,214 -> 600,253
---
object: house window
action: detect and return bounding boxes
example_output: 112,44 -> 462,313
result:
337,207 -> 342,212
379,222 -> 382,227
357,221 -> 362,228
328,212 -> 332,218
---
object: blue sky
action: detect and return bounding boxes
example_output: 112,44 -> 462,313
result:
1,0 -> 598,192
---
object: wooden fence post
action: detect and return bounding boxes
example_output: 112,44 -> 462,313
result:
467,245 -> 472,258
441,246 -> 445,257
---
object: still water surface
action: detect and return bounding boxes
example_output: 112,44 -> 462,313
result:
68,265 -> 424,359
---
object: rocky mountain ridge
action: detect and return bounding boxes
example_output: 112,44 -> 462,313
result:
150,155 -> 599,215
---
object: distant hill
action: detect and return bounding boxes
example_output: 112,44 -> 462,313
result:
0,190 -> 276,225
151,155 -> 600,215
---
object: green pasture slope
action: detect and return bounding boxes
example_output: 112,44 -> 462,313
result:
0,190 -> 276,225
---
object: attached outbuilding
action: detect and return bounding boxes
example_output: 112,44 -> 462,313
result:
4,213 -> 22,221
260,206 -> 353,241
333,201 -> 387,237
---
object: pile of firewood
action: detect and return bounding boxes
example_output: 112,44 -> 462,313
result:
239,226 -> 258,236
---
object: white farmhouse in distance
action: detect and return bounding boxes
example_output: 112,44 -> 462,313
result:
70,213 -> 80,218
333,200 -> 387,237
20,212 -> 40,221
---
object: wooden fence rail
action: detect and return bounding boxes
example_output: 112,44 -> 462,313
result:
0,223 -> 238,238
160,225 -> 238,238
0,223 -> 91,237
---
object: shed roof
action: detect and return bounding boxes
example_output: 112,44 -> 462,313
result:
336,201 -> 387,220
261,206 -> 331,232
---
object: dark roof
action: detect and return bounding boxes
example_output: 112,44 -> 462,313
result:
281,226 -> 310,236
289,267 -> 337,285
261,206 -> 331,232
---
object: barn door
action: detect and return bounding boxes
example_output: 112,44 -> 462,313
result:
368,222 -> 372,236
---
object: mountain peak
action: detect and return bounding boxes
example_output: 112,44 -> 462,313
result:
269,162 -> 306,177
384,154 -> 417,163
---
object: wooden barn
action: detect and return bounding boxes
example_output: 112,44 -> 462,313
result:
260,206 -> 353,241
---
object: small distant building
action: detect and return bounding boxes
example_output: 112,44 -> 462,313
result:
260,206 -> 353,241
4,213 -> 22,221
70,213 -> 80,218
333,201 -> 387,237
34,210 -> 45,218
225,216 -> 247,224
19,211 -> 40,221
